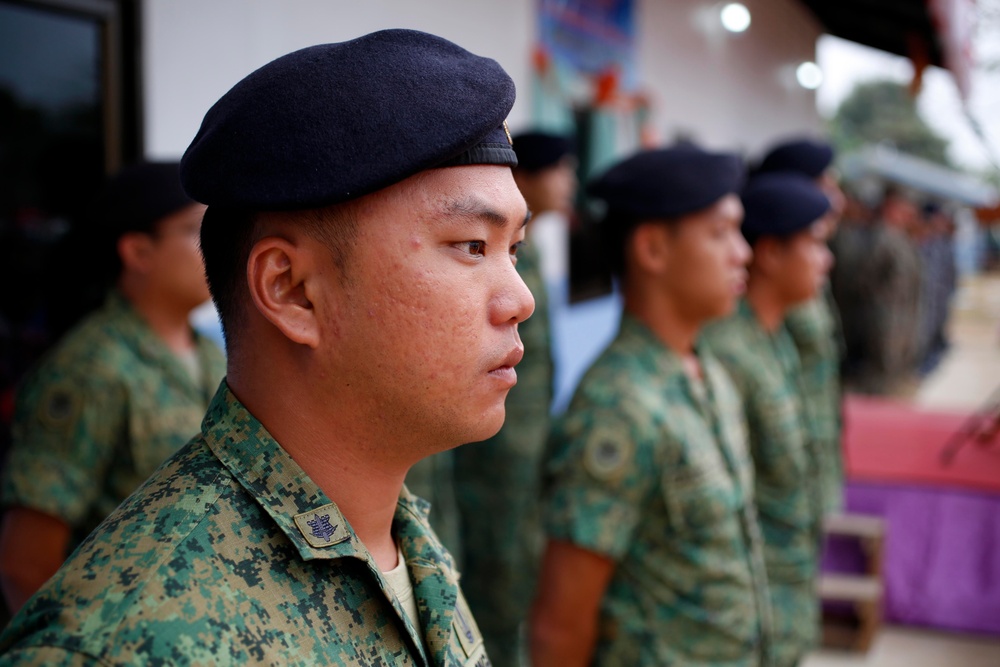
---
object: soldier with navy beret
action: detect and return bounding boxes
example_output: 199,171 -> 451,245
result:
703,172 -> 834,667
531,145 -> 773,666
755,138 -> 846,516
0,162 -> 225,614
0,29 -> 533,666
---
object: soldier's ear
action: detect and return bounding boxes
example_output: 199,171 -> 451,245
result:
117,232 -> 156,274
246,234 -> 321,349
751,237 -> 783,276
630,222 -> 671,275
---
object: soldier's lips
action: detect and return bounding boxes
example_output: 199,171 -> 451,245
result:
732,275 -> 748,295
488,347 -> 523,387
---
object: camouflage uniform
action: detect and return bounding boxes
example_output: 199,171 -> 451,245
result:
543,314 -> 772,667
452,241 -> 553,667
832,225 -> 921,395
1,290 -> 225,552
0,384 -> 491,667
783,287 -> 843,515
703,300 -> 823,667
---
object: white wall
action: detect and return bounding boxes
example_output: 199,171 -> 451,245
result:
142,0 -> 535,159
637,0 -> 823,158
143,0 -> 823,162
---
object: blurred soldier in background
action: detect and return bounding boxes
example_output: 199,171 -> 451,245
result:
449,130 -> 573,666
0,162 -> 224,613
704,173 -> 833,667
916,202 -> 958,375
755,137 -> 846,514
836,187 -> 923,394
532,146 -> 772,666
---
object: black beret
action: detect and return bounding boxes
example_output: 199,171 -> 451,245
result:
741,172 -> 831,243
587,144 -> 744,220
512,131 -> 574,172
757,138 -> 834,179
89,161 -> 194,237
180,29 -> 516,210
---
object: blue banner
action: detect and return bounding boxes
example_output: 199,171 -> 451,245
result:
538,0 -> 636,87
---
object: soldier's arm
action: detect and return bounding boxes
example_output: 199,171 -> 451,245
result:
0,507 -> 71,613
529,539 -> 615,667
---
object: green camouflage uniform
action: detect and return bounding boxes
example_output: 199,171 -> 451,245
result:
543,313 -> 772,667
452,241 -> 553,667
783,287 -> 843,515
703,299 -> 823,667
2,290 -> 225,552
0,384 -> 491,667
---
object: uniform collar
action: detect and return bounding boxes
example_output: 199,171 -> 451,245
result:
202,384 -> 461,665
104,289 -> 218,400
202,383 -> 366,562
618,311 -> 703,379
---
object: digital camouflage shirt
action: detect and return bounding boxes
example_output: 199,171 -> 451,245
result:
0,384 -> 490,667
543,314 -> 772,667
2,290 -> 225,550
784,288 -> 843,515
702,299 -> 824,667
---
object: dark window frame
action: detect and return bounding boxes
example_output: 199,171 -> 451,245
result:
3,0 -> 143,172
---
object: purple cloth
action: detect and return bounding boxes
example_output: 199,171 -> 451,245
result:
823,482 -> 1000,635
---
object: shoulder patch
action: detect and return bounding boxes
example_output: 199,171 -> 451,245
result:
37,384 -> 82,432
583,438 -> 633,481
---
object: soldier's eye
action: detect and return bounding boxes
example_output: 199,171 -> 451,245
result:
463,240 -> 486,256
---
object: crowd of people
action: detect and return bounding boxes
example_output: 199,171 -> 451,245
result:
0,27 -> 961,667
833,188 -> 958,395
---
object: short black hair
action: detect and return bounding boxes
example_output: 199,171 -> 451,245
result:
199,204 -> 358,351
600,210 -> 684,279
199,206 -> 260,350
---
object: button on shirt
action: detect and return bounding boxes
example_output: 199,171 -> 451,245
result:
543,314 -> 771,666
0,384 -> 490,667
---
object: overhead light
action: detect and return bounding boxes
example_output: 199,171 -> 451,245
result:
796,61 -> 823,89
720,3 -> 751,33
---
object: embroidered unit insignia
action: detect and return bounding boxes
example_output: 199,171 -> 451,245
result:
306,514 -> 337,542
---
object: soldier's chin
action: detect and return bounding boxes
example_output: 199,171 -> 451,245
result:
465,404 -> 507,444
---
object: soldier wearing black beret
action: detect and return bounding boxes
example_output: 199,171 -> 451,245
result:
0,29 -> 533,666
532,145 -> 774,666
0,162 -> 225,615
704,172 -> 834,667
757,136 -> 847,518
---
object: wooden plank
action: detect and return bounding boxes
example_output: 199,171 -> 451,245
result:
824,513 -> 886,539
818,574 -> 883,602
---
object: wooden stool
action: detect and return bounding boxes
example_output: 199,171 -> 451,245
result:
818,513 -> 886,652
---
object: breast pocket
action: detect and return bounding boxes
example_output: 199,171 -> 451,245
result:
752,391 -> 809,487
663,462 -> 741,536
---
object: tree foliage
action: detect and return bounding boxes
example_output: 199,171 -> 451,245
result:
828,80 -> 952,166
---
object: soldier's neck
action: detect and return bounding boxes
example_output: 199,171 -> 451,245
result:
228,367 -> 405,572
624,292 -> 701,359
119,283 -> 197,354
744,280 -> 787,333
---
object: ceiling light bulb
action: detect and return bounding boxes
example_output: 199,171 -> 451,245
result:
796,61 -> 823,89
720,3 -> 751,33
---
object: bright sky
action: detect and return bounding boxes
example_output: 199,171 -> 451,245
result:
816,34 -> 1000,173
